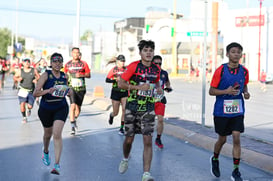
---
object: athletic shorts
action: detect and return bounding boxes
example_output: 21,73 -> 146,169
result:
110,89 -> 128,101
154,102 -> 165,116
38,104 -> 69,128
124,109 -> 155,136
214,115 -> 244,136
18,93 -> 35,106
69,88 -> 86,106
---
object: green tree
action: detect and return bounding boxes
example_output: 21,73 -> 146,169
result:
80,29 -> 93,41
0,28 -> 25,58
0,28 -> 12,57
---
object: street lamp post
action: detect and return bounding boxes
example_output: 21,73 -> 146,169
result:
202,0 -> 208,127
258,0 -> 263,81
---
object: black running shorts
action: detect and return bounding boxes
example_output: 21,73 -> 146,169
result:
38,104 -> 68,128
69,88 -> 86,106
213,115 -> 244,136
110,89 -> 128,101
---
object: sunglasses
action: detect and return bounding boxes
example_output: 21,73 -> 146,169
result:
154,62 -> 162,66
51,56 -> 63,63
23,60 -> 30,63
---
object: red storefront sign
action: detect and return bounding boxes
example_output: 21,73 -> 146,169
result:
235,15 -> 264,27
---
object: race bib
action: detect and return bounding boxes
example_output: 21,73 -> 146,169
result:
18,88 -> 29,98
137,89 -> 153,97
52,85 -> 69,98
137,83 -> 155,97
223,99 -> 242,114
154,89 -> 164,102
0,64 -> 2,71
71,78 -> 83,87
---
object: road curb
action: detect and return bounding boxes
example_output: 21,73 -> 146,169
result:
164,124 -> 273,174
84,93 -> 273,174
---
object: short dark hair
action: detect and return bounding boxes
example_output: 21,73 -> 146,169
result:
152,55 -> 162,62
138,40 -> 155,52
226,42 -> 243,52
72,47 -> 80,51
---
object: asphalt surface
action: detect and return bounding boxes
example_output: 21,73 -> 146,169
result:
84,73 -> 273,175
0,74 -> 272,181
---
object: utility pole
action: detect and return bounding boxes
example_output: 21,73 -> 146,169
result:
171,0 -> 177,76
258,0 -> 263,81
75,0 -> 81,47
15,0 -> 18,44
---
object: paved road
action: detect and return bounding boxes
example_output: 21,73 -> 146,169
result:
0,75 -> 272,181
86,72 -> 273,144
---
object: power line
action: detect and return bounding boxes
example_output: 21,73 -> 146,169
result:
0,6 -> 125,19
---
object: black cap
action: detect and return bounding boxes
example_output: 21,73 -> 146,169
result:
117,55 -> 125,61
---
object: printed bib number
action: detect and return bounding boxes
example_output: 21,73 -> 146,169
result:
71,78 -> 83,87
52,85 -> 69,97
137,83 -> 155,97
223,99 -> 242,114
18,88 -> 29,98
137,89 -> 153,97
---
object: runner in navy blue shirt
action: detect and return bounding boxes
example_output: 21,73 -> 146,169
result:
34,53 -> 70,175
152,55 -> 172,149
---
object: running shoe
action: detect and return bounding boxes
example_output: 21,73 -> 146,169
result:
42,151 -> 51,166
51,164 -> 60,175
71,127 -> 76,135
231,168 -> 242,181
119,159 -> 128,174
118,128 -> 124,135
108,113 -> 113,125
70,122 -> 78,135
142,172 -> 154,181
210,155 -> 220,177
155,138 -> 164,149
22,117 -> 27,124
27,110 -> 31,117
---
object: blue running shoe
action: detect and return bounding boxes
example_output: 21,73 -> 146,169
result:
42,151 -> 51,166
51,164 -> 60,175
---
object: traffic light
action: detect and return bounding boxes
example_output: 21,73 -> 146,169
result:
146,24 -> 150,33
171,27 -> 174,37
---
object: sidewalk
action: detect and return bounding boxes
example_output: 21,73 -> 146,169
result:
84,92 -> 273,174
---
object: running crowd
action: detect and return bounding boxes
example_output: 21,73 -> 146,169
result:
1,40 -> 249,181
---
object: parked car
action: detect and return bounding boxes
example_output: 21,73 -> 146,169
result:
265,73 -> 273,84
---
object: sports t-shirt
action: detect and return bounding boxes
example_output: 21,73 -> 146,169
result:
40,70 -> 68,110
106,66 -> 127,92
210,64 -> 249,88
211,63 -> 249,117
159,69 -> 169,104
159,69 -> 169,89
121,60 -> 160,112
20,68 -> 36,91
63,60 -> 90,91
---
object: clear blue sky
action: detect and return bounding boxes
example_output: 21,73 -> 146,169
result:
0,0 -> 272,44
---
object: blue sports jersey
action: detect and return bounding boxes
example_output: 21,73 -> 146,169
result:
213,64 -> 246,117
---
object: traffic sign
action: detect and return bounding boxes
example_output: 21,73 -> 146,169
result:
187,31 -> 208,37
